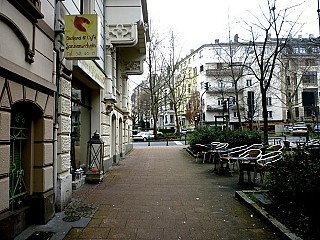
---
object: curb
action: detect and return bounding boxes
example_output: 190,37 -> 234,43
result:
235,190 -> 302,240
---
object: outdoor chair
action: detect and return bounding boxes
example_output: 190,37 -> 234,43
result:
283,140 -> 293,153
266,144 -> 284,152
237,149 -> 262,184
254,151 -> 282,184
208,142 -> 229,166
202,144 -> 212,163
218,145 -> 248,175
194,144 -> 205,163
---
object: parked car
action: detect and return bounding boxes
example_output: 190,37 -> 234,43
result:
180,129 -> 187,137
292,122 -> 309,136
313,124 -> 320,133
284,123 -> 293,133
149,130 -> 163,135
133,131 -> 154,141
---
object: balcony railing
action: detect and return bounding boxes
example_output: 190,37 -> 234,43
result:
206,68 -> 242,77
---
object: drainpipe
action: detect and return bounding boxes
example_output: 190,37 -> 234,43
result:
53,48 -> 59,205
53,28 -> 63,205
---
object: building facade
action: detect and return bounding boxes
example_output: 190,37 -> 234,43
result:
280,36 -> 320,126
175,36 -> 290,131
0,0 -> 149,238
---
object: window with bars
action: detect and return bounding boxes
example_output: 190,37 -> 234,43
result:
10,111 -> 29,210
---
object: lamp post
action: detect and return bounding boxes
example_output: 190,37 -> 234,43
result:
85,131 -> 104,183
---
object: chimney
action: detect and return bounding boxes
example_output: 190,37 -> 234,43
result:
234,34 -> 239,43
215,39 -> 219,44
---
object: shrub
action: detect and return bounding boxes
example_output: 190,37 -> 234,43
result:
265,153 -> 320,239
188,127 -> 261,151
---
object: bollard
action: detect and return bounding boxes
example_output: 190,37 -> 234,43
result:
148,137 -> 150,146
166,138 -> 168,146
184,134 -> 187,145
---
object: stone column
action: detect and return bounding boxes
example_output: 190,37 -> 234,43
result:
122,75 -> 128,111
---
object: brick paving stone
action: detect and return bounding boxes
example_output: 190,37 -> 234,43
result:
65,145 -> 280,240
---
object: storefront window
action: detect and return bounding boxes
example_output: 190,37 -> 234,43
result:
71,82 -> 91,176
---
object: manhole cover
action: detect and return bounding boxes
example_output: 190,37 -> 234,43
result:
26,231 -> 54,240
62,216 -> 81,222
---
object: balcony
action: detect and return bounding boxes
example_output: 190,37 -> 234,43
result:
206,104 -> 240,111
207,105 -> 223,111
206,68 -> 242,77
207,86 -> 244,94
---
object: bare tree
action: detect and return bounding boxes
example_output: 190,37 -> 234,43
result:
185,90 -> 200,128
159,31 -> 187,135
244,0 -> 301,144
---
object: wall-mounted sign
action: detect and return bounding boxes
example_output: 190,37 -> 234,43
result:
65,14 -> 100,60
74,60 -> 106,88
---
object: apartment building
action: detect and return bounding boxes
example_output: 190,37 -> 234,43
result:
0,0 -> 149,238
280,36 -> 320,125
176,36 -> 287,131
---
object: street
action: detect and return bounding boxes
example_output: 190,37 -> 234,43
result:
133,135 -> 311,148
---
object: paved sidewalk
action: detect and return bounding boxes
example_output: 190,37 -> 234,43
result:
17,145 -> 280,240
65,145 -> 279,240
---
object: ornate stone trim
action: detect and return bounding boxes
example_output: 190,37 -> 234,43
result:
107,23 -> 138,46
123,60 -> 143,75
0,13 -> 35,63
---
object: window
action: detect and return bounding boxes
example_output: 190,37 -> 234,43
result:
216,48 -> 221,55
165,116 -> 168,124
200,65 -> 204,72
233,111 -> 238,118
293,47 -> 306,54
267,111 -> 273,118
199,50 -> 203,59
305,59 -> 316,66
218,98 -> 223,105
301,71 -> 317,84
218,81 -> 223,88
267,97 -> 272,106
286,76 -> 290,85
295,107 -> 299,118
246,79 -> 252,86
193,67 -> 197,76
188,84 -> 191,93
231,48 -> 236,56
170,115 -> 174,123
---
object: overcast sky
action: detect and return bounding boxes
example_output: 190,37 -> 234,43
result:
147,0 -> 320,57
129,0 -> 320,90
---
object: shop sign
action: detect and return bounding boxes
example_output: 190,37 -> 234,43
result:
75,60 -> 106,88
65,14 -> 100,60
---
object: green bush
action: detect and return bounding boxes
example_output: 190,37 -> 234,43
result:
188,127 -> 261,151
265,153 -> 320,239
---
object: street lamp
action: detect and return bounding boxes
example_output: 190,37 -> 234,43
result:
85,131 -> 104,183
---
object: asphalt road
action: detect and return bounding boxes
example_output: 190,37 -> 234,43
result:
133,135 -> 311,147
133,139 -> 188,147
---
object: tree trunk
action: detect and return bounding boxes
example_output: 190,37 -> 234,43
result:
261,90 -> 269,145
